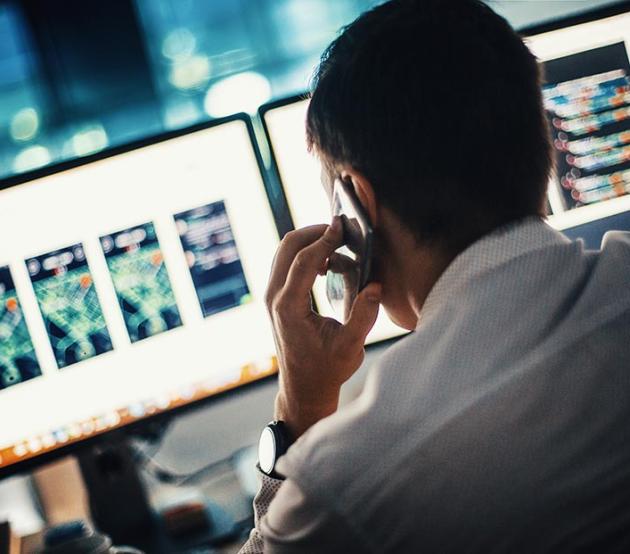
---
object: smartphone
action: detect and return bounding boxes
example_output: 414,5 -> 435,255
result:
325,179 -> 374,323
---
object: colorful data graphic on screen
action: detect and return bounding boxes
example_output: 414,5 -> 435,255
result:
0,266 -> 41,390
543,43 -> 630,209
174,201 -> 251,317
100,223 -> 182,343
27,244 -> 113,369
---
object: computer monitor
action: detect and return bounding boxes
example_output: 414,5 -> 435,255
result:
260,98 -> 408,345
0,115 -> 280,474
524,2 -> 630,235
262,2 -> 630,272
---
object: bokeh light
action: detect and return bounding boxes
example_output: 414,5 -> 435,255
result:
169,55 -> 211,90
204,72 -> 271,117
10,108 -> 40,143
12,145 -> 52,173
70,124 -> 109,157
162,28 -> 197,61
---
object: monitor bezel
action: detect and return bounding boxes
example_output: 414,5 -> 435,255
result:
0,113 -> 280,479
518,0 -> 630,37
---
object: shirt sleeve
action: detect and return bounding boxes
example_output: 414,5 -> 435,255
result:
238,471 -> 368,554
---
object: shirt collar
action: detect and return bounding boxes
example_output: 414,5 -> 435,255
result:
419,216 -> 571,326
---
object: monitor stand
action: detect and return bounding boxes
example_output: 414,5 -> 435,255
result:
74,435 -> 243,552
77,438 -> 157,551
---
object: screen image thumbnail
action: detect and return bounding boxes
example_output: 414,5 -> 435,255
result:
174,201 -> 251,317
26,244 -> 112,369
101,223 -> 182,343
543,43 -> 630,209
0,266 -> 41,390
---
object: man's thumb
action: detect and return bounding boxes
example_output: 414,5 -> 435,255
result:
344,282 -> 382,342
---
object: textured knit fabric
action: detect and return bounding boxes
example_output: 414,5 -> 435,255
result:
241,476 -> 282,553
239,217 -> 630,553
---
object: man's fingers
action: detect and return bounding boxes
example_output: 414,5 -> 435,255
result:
283,218 -> 344,299
267,224 -> 329,303
342,282 -> 382,344
327,252 -> 356,275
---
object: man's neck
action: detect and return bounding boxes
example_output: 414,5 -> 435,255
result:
377,209 -> 457,330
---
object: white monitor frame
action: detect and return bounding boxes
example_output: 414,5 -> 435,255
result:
0,115 -> 280,473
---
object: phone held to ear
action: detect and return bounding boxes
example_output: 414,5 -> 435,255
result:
325,178 -> 374,323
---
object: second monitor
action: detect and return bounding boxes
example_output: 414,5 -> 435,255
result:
263,2 -> 630,321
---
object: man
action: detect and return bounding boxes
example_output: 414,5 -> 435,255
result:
241,0 -> 630,551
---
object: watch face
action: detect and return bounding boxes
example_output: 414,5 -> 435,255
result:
258,426 -> 276,475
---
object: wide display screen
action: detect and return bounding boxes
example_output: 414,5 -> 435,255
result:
0,119 -> 279,470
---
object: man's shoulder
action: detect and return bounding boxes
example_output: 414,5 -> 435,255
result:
599,230 -> 630,269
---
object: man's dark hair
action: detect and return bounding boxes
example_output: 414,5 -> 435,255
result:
307,0 -> 553,252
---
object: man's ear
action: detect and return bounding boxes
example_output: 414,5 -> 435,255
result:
341,169 -> 378,226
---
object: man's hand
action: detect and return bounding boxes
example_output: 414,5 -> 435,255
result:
265,218 -> 382,439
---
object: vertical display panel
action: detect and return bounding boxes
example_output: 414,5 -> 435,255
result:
26,244 -> 113,369
175,201 -> 251,317
101,223 -> 182,343
0,266 -> 41,390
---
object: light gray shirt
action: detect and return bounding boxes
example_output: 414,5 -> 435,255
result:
240,217 -> 630,553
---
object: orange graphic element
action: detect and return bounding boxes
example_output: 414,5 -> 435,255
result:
79,275 -> 92,289
5,297 -> 18,312
240,357 -> 278,382
613,181 -> 625,196
151,252 -> 163,266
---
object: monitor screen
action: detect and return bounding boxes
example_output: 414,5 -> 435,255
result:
0,118 -> 280,471
262,99 -> 408,345
525,6 -> 630,231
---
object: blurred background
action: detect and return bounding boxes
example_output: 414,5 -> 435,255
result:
0,0 -> 624,182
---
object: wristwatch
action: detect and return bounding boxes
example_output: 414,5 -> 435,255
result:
258,421 -> 293,479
